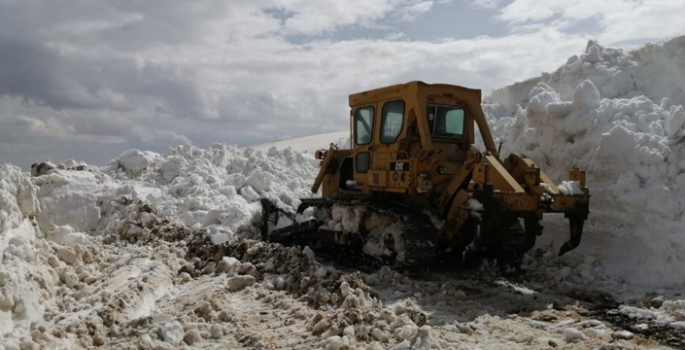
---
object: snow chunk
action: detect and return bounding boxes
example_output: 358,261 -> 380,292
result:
114,149 -> 159,177
564,328 -> 586,343
612,330 -> 634,340
46,225 -> 88,247
558,181 -> 583,195
572,80 -> 601,109
665,106 -> 685,138
467,199 -> 484,211
227,275 -> 255,291
161,321 -> 184,346
325,335 -> 343,350
217,257 -> 241,275
581,41 -> 602,63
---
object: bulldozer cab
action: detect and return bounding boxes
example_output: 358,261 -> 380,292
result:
347,81 -> 498,192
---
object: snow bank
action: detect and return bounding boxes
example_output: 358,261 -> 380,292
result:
33,168 -> 120,234
1,164 -> 126,348
484,36 -> 685,289
0,165 -> 40,263
0,165 -> 50,345
12,142 -> 319,246
0,142 -> 320,347
103,143 -> 320,240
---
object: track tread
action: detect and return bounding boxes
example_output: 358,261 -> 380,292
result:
287,198 -> 440,271
264,198 -> 532,271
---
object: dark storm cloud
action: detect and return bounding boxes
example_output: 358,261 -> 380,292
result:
0,0 -> 229,119
0,39 -> 67,107
0,35 -> 206,118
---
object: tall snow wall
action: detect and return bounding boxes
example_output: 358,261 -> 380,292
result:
483,36 -> 685,289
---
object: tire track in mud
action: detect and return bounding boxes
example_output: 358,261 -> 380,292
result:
153,274 -> 322,350
227,295 -> 321,349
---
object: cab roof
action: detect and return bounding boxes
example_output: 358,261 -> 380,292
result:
348,81 -> 482,107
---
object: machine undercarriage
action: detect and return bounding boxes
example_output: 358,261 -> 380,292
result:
259,197 -> 563,271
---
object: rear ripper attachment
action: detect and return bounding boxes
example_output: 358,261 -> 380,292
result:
472,154 -> 591,259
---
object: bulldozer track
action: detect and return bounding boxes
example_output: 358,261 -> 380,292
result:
304,198 -> 440,270
263,198 -> 536,273
269,198 -> 441,272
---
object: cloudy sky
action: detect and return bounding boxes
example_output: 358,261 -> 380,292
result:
1,0 -> 684,167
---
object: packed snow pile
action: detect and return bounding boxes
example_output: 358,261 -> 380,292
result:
0,165 -> 39,232
483,36 -> 685,289
0,144 -> 322,348
101,143 -> 321,241
0,165 -> 42,340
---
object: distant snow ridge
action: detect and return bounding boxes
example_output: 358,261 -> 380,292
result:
484,35 -> 685,289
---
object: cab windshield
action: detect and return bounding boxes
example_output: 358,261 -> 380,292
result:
426,104 -> 465,139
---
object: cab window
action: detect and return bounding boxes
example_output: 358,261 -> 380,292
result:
354,107 -> 374,145
380,100 -> 404,144
427,104 -> 465,138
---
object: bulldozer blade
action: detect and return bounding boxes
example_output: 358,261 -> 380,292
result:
558,213 -> 585,256
268,219 -> 318,243
260,198 -> 297,241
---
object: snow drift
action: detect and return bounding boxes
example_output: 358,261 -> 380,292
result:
484,36 -> 685,289
0,165 -> 42,340
101,144 -> 320,239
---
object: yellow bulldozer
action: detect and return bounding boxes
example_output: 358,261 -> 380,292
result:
260,81 -> 590,269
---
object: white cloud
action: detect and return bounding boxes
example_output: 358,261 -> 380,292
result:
498,0 -> 685,44
391,1 -> 435,21
273,0 -> 389,34
470,0 -> 505,9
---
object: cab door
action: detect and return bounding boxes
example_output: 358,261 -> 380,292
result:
352,105 -> 376,186
371,100 -> 406,188
353,99 -> 406,188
